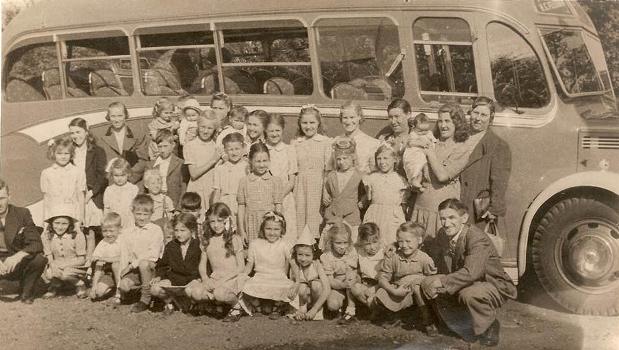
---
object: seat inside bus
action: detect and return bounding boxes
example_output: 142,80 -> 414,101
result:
89,69 -> 129,97
263,77 -> 294,95
42,68 -> 88,99
5,77 -> 45,102
143,68 -> 185,96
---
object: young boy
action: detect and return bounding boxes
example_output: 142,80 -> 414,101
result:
402,113 -> 437,191
135,129 -> 185,208
89,212 -> 123,302
178,192 -> 203,238
211,133 -> 249,220
215,105 -> 248,150
143,169 -> 175,221
118,195 -> 164,313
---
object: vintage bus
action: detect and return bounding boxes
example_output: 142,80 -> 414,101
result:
2,0 -> 618,315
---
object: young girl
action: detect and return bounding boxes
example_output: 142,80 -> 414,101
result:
40,135 -> 86,231
148,97 -> 179,160
351,223 -> 384,309
291,226 -> 330,321
319,222 -> 358,323
237,142 -> 284,243
265,113 -> 298,242
151,213 -> 202,315
245,109 -> 269,152
293,105 -> 332,239
215,106 -> 248,150
322,136 -> 363,247
183,112 -> 221,211
103,157 -> 139,230
403,113 -> 437,191
41,211 -> 87,298
363,144 -> 409,247
375,223 -> 437,335
186,203 -> 246,321
241,212 -> 297,319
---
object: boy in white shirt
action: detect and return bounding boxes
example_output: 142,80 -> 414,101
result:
89,212 -> 123,302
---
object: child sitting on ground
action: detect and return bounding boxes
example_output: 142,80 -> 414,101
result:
151,213 -> 202,315
402,113 -> 437,191
375,222 -> 438,335
118,194 -> 164,313
89,212 -> 123,302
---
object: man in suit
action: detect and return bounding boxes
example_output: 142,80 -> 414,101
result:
0,179 -> 47,304
421,198 -> 516,347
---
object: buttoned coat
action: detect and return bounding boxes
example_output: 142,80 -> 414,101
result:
95,125 -> 149,171
3,205 -> 44,255
85,142 -> 108,209
322,169 -> 363,226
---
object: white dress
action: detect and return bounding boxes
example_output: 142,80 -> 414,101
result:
266,142 -> 298,242
184,137 -> 218,210
363,172 -> 408,247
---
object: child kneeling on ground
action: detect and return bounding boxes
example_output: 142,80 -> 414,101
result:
89,212 -> 123,302
118,195 -> 164,313
375,222 -> 438,335
350,223 -> 384,312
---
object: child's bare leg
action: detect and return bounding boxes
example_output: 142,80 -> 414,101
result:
213,287 -> 238,306
344,289 -> 356,316
422,163 -> 431,184
351,283 -> 368,306
297,283 -> 310,313
110,262 -> 121,293
411,173 -> 424,190
137,260 -> 154,305
326,290 -> 345,312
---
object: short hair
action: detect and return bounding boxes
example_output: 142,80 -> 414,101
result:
408,113 -> 430,129
0,178 -> 9,194
172,212 -> 199,235
438,198 -> 469,215
471,96 -> 496,123
266,113 -> 285,129
222,132 -> 245,146
436,103 -> 470,143
211,92 -> 233,110
248,141 -> 270,161
143,169 -> 162,186
229,106 -> 249,121
154,129 -> 175,144
387,98 -> 412,114
132,194 -> 154,213
340,100 -> 364,123
323,222 -> 353,253
107,157 -> 132,180
357,222 -> 380,244
180,192 -> 202,211
105,101 -> 129,121
68,117 -> 96,146
101,212 -> 122,228
297,105 -> 325,137
47,135 -> 75,161
397,222 -> 426,239
258,211 -> 286,239
248,109 -> 270,130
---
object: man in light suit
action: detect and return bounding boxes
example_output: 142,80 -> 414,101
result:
0,179 -> 47,304
422,198 -> 516,347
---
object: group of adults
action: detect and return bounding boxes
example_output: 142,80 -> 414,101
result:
0,95 -> 515,345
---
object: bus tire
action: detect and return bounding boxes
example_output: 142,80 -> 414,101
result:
531,197 -> 619,316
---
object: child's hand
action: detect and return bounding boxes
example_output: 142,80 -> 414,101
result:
287,284 -> 299,300
293,310 -> 307,321
390,285 -> 410,298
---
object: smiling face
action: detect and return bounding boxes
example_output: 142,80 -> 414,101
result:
133,207 -> 153,228
51,217 -> 71,236
295,245 -> 314,267
265,123 -> 283,146
159,107 -> 173,122
263,220 -> 283,243
470,105 -> 492,134
436,112 -> 455,141
54,147 -> 72,167
174,222 -> 193,244
224,141 -> 245,163
331,232 -> 350,256
101,224 -> 120,244
184,108 -> 200,122
396,230 -> 420,257
375,150 -> 395,173
388,107 -> 410,135
246,115 -> 265,142
108,106 -> 126,131
250,151 -> 270,176
69,126 -> 88,147
300,113 -> 319,138
208,215 -> 226,235
197,118 -> 217,141
340,107 -> 361,135
439,208 -> 469,237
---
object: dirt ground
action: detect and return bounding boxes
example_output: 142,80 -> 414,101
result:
0,280 -> 617,350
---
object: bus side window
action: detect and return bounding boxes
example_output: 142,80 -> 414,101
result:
221,25 -> 312,96
4,42 -> 56,102
413,17 -> 477,104
487,22 -> 550,109
316,17 -> 404,101
62,36 -> 133,97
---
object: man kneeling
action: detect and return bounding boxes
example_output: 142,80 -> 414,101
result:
421,198 -> 516,347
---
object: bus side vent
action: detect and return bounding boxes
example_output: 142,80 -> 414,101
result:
581,135 -> 619,149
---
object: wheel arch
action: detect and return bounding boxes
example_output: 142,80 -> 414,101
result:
518,171 -> 619,277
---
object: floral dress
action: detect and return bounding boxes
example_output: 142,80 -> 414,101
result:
237,172 -> 284,242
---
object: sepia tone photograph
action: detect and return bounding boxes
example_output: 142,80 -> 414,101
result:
1,0 -> 618,349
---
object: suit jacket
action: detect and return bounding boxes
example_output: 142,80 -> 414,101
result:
133,154 -> 185,207
323,170 -> 363,226
3,205 -> 43,255
429,224 -> 516,299
460,129 -> 511,217
95,125 -> 149,169
156,238 -> 201,286
85,142 -> 108,209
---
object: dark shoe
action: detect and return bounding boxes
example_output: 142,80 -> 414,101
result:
223,309 -> 242,322
479,320 -> 500,347
130,301 -> 149,313
21,297 -> 34,305
424,324 -> 439,337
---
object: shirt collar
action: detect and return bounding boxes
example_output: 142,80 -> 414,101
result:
398,249 -> 422,262
266,142 -> 286,151
298,134 -> 329,143
51,163 -> 75,170
249,171 -> 272,181
449,225 -> 465,245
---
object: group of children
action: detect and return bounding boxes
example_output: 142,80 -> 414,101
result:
36,93 -> 443,334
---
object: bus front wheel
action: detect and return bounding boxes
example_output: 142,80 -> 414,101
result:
531,197 -> 619,316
